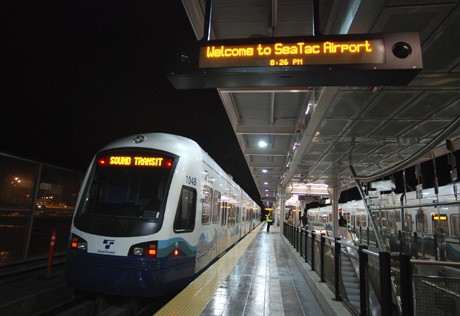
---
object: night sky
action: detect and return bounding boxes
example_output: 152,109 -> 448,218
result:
2,1 -> 458,206
1,1 -> 262,203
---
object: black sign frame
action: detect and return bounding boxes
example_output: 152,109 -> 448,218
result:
167,32 -> 422,89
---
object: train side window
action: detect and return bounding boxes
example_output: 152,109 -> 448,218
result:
212,190 -> 221,224
174,186 -> 196,233
405,213 -> 413,234
451,214 -> 459,237
221,202 -> 227,226
235,206 -> 240,224
357,214 -> 367,227
432,214 -> 448,235
387,210 -> 396,231
202,185 -> 212,225
227,204 -> 235,227
415,210 -> 427,234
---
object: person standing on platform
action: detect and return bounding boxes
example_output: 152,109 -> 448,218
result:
301,210 -> 308,228
339,214 -> 347,227
265,212 -> 273,232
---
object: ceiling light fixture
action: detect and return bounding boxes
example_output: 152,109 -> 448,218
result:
258,140 -> 268,148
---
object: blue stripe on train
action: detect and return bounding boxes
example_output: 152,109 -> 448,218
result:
65,249 -> 196,297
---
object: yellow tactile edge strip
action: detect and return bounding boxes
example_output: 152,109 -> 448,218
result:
154,224 -> 263,316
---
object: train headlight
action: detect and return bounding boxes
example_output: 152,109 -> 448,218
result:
133,247 -> 144,256
76,242 -> 87,250
70,234 -> 87,251
129,241 -> 158,258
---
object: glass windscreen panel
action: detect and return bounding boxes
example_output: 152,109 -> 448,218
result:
74,149 -> 177,236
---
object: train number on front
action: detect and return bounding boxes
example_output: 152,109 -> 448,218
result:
186,175 -> 197,186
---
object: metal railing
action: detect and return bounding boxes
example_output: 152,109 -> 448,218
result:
283,222 -> 460,316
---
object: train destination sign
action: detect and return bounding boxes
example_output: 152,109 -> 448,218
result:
167,32 -> 422,89
199,39 -> 384,68
97,156 -> 172,168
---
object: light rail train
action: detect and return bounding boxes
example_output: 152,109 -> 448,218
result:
65,133 -> 261,297
307,182 -> 460,259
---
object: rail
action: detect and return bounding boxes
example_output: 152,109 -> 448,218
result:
0,253 -> 66,277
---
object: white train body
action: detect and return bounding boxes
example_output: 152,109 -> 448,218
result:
65,133 -> 261,297
307,183 -> 460,238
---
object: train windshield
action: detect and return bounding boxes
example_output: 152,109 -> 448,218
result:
73,149 -> 177,236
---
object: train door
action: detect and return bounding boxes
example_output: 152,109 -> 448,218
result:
173,186 -> 197,233
452,213 -> 459,238
220,201 -> 228,253
212,190 -> 222,254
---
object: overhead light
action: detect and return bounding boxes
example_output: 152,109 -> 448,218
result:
264,182 -> 268,185
262,169 -> 268,173
258,140 -> 268,148
305,100 -> 315,115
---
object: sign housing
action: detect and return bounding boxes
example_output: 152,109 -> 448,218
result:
167,32 -> 422,89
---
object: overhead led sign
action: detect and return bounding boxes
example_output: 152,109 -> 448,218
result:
97,156 -> 172,168
167,32 -> 422,88
199,39 -> 384,68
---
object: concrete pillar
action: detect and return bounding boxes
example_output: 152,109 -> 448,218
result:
327,185 -> 342,238
279,189 -> 286,235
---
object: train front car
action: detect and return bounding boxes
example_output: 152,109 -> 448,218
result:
65,133 -> 203,297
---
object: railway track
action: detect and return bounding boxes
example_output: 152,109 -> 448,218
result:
1,256 -> 176,316
39,292 -> 176,316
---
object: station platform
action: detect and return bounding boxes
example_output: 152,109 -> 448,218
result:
155,223 -> 351,316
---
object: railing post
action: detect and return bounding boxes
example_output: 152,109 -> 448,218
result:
288,224 -> 292,243
297,227 -> 301,252
300,229 -> 304,256
292,225 -> 295,247
294,226 -> 297,249
433,233 -> 438,260
311,231 -> 315,271
334,237 -> 341,301
359,245 -> 368,315
398,230 -> 403,252
320,234 -> 325,282
367,227 -> 370,245
304,229 -> 308,263
296,227 -> 299,251
413,232 -> 418,259
293,225 -> 296,247
379,252 -> 392,316
399,254 -> 414,316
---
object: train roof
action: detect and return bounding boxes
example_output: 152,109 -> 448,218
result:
100,133 -> 202,155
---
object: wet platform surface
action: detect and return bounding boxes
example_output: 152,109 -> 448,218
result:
156,223 -> 350,315
201,224 -> 325,316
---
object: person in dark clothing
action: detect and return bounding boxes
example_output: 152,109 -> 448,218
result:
301,210 -> 308,228
339,214 -> 347,227
265,213 -> 273,232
